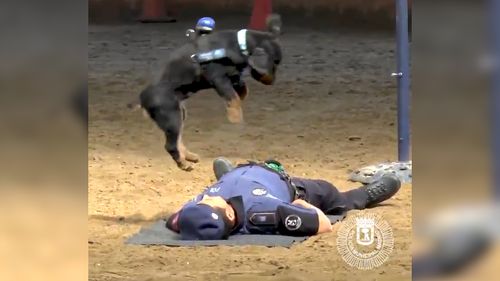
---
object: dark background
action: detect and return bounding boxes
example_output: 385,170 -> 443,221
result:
89,0 -> 411,29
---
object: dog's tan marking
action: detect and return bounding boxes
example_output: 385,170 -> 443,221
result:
226,95 -> 243,123
177,133 -> 200,163
260,74 -> 274,85
174,103 -> 188,170
177,102 -> 200,165
180,101 -> 187,121
185,150 -> 200,163
177,160 -> 193,171
175,137 -> 193,171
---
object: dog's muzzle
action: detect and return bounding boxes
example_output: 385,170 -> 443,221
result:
250,66 -> 276,85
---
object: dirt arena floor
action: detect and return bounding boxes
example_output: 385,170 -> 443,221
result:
88,17 -> 412,281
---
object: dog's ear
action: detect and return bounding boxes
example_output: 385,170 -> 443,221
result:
266,14 -> 282,37
249,47 -> 272,75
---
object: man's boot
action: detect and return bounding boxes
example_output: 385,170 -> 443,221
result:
213,157 -> 234,180
363,174 -> 402,207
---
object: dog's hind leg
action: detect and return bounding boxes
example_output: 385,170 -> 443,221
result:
179,103 -> 200,163
203,64 -> 243,123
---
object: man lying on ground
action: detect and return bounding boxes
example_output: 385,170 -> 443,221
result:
166,158 -> 401,240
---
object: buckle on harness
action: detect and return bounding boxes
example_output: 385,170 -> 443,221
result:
249,212 -> 277,226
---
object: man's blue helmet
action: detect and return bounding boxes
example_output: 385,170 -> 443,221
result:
196,17 -> 215,31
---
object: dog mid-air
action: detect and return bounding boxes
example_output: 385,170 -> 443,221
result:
130,15 -> 283,171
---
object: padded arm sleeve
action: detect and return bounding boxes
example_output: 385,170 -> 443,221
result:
276,203 -> 319,236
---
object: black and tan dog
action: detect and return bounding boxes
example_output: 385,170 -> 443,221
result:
129,15 -> 282,171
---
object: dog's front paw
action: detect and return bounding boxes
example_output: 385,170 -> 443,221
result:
177,161 -> 194,171
226,106 -> 243,123
226,96 -> 243,123
185,151 -> 200,163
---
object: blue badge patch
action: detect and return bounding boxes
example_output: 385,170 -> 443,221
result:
284,215 -> 302,231
252,187 -> 268,196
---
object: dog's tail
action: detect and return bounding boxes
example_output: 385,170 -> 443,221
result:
127,98 -> 149,118
127,87 -> 146,112
266,14 -> 282,37
127,89 -> 150,118
127,98 -> 142,111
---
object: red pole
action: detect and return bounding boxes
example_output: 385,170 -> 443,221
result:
249,0 -> 272,30
138,0 -> 176,23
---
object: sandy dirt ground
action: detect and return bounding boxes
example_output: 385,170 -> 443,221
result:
88,17 -> 411,281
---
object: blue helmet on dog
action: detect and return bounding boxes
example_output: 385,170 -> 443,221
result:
196,17 -> 215,31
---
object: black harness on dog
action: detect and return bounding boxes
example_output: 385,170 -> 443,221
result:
191,29 -> 250,64
191,48 -> 228,63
